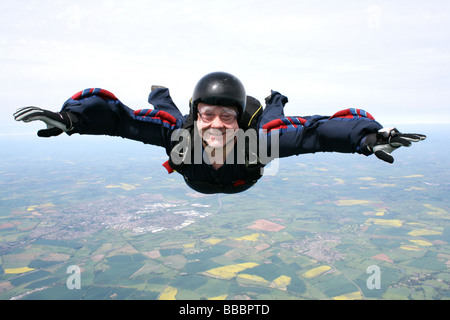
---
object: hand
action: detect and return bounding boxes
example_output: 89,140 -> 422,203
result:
13,106 -> 76,137
364,127 -> 426,163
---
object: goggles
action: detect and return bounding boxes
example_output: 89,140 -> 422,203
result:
198,105 -> 238,124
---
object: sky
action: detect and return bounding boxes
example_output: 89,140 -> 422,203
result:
1,0 -> 449,139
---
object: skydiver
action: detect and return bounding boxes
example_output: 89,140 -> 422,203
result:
13,71 -> 426,194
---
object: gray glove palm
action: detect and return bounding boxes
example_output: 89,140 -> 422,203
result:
364,127 -> 426,163
13,106 -> 76,137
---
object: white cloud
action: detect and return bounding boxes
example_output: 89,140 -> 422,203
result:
1,0 -> 449,126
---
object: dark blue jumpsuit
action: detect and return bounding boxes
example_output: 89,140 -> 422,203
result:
60,87 -> 383,194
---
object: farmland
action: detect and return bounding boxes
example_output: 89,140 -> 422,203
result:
1,126 -> 449,300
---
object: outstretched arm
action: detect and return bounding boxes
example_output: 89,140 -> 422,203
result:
259,91 -> 426,163
14,87 -> 184,151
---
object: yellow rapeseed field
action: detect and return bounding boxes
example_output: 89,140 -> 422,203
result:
238,273 -> 268,284
336,200 -> 371,206
208,294 -> 228,300
204,238 -> 224,245
424,204 -> 448,218
206,262 -> 259,279
332,291 -> 362,300
302,265 -> 332,278
159,286 -> 177,300
409,239 -> 433,246
271,275 -> 291,287
408,229 -> 442,236
400,245 -> 421,251
105,183 -> 137,191
234,233 -> 260,242
366,218 -> 403,227
4,267 -> 34,274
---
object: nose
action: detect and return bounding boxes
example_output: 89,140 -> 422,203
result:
210,114 -> 225,128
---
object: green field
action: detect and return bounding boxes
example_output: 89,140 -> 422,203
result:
1,126 -> 449,300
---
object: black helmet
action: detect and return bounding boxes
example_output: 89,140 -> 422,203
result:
191,71 -> 246,120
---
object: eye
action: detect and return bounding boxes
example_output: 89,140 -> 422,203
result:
221,114 -> 233,121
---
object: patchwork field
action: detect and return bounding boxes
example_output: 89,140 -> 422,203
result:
1,127 -> 449,300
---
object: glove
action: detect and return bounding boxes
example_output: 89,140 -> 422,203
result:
364,127 -> 426,164
13,106 -> 77,137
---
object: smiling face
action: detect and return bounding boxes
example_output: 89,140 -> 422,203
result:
196,103 -> 239,149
